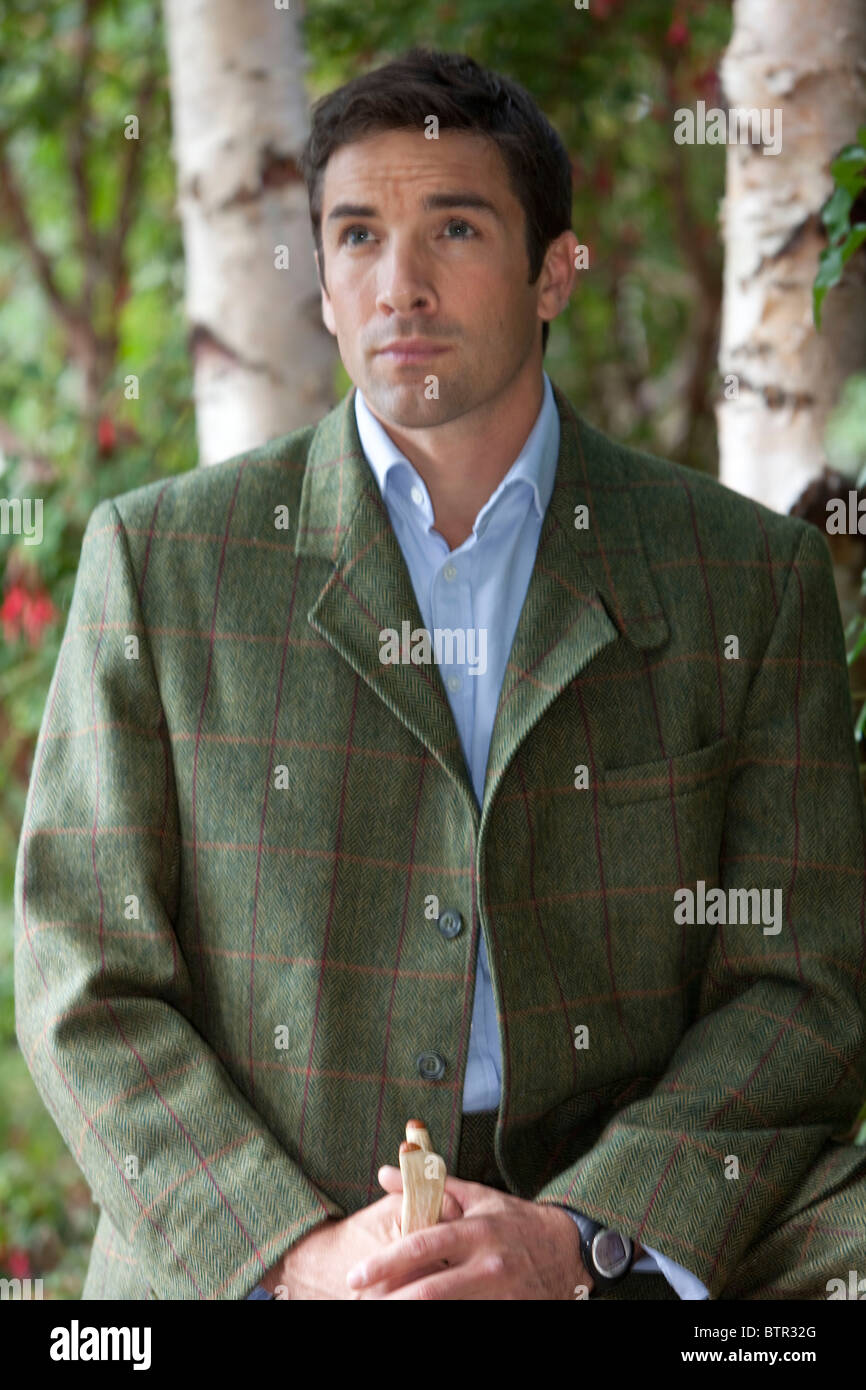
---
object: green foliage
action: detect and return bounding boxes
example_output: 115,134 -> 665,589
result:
814,128 -> 866,329
0,0 -> 195,1291
814,127 -> 866,776
826,373 -> 866,482
0,0 -> 197,902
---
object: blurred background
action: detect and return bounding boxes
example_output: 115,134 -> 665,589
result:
1,0 -> 865,1296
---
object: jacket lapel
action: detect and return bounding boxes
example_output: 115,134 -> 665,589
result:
482,386 -> 670,815
298,385 -> 477,805
297,382 -> 670,817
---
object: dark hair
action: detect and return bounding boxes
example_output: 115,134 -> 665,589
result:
298,47 -> 573,356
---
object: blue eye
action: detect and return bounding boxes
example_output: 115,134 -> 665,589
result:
341,225 -> 370,247
444,219 -> 475,237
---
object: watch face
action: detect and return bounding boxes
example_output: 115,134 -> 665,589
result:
593,1229 -> 633,1279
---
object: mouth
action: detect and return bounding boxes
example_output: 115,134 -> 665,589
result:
377,343 -> 450,364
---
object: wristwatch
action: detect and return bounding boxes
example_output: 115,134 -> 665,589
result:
572,1213 -> 636,1296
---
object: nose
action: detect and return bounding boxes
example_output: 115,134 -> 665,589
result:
375,235 -> 438,318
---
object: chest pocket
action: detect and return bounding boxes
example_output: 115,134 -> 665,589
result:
590,732 -> 738,1074
594,731 -> 738,913
599,732 -> 738,807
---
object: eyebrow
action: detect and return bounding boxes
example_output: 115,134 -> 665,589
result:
326,191 -> 503,225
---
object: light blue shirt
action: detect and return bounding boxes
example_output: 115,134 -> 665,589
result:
353,371 -> 709,1301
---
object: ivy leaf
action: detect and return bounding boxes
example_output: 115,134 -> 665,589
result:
829,143 -> 866,197
813,244 -> 845,328
813,225 -> 866,327
821,185 -> 854,242
840,223 -> 866,264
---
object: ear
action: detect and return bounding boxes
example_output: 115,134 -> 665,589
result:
537,229 -> 580,332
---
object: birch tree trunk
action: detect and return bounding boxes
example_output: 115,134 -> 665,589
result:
162,0 -> 335,466
717,0 -> 866,512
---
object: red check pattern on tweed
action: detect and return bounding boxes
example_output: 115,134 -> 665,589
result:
13,380 -> 866,1300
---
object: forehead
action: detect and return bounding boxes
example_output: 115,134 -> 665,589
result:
320,128 -> 514,208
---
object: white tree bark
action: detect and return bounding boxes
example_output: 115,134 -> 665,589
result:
717,0 -> 866,512
162,0 -> 335,465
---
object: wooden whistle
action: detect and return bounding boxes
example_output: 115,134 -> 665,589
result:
399,1118 -> 446,1236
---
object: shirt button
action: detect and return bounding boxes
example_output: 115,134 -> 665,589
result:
447,675 -> 461,692
437,908 -> 464,939
416,1051 -> 447,1081
443,563 -> 457,582
410,485 -> 424,507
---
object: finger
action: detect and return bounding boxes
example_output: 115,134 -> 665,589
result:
440,1193 -> 464,1222
379,1166 -> 484,1203
378,1262 -> 494,1301
358,1258 -> 451,1300
347,1224 -> 465,1292
442,1174 -> 489,1203
377,1164 -> 402,1192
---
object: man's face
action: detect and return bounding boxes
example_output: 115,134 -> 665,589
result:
316,127 -> 567,427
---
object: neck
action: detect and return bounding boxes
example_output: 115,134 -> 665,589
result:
364,360 -> 545,550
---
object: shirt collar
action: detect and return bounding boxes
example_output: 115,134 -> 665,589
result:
353,370 -> 560,538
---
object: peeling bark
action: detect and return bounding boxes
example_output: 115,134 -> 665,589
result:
717,0 -> 866,512
162,0 -> 335,465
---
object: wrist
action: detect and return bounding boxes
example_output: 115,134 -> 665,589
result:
259,1253 -> 290,1296
259,1217 -> 337,1296
544,1204 -> 595,1298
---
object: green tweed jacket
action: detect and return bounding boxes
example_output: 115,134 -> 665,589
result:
13,380 -> 866,1300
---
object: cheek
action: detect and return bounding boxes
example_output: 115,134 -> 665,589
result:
335,276 -> 377,322
328,293 -> 364,341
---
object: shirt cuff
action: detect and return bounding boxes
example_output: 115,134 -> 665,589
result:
245,1283 -> 274,1299
557,1205 -> 710,1300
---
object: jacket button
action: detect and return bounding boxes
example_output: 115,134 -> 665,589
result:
416,1051 -> 446,1081
437,908 -> 463,939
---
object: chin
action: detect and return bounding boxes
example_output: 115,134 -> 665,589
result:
366,378 -> 465,427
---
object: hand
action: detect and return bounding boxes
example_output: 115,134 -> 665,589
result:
345,1167 -> 593,1300
258,1185 -> 465,1300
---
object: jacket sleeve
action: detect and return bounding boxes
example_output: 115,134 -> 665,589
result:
534,520 -> 866,1299
557,1206 -> 709,1298
13,499 -> 344,1299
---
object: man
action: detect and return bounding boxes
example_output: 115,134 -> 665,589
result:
14,48 -> 866,1302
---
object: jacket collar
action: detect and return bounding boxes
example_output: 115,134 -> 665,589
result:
296,381 -> 669,818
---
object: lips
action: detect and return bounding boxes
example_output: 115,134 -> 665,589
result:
378,342 -> 449,361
